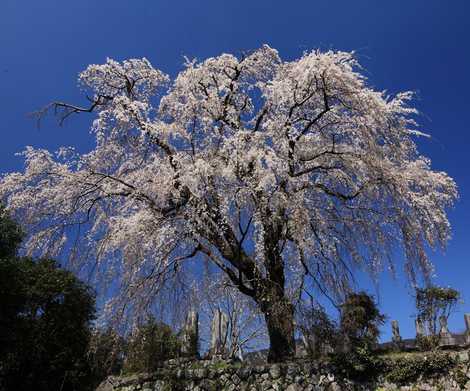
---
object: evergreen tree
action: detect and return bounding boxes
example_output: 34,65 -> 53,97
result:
0,207 -> 96,391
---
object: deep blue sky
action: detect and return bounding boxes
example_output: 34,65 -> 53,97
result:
1,0 -> 469,341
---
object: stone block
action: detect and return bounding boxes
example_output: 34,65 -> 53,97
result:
210,309 -> 229,357
269,364 -> 281,379
286,384 -> 301,391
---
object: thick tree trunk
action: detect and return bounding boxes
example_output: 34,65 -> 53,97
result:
263,297 -> 296,363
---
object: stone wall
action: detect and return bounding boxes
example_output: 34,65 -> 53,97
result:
97,351 -> 470,391
97,359 -> 347,391
96,312 -> 470,391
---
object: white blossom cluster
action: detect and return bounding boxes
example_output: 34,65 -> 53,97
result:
0,46 -> 457,315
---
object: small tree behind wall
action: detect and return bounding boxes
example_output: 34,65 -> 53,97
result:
339,291 -> 385,351
0,46 -> 457,362
415,285 -> 461,345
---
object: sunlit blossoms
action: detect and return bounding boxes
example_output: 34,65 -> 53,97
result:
0,46 -> 457,361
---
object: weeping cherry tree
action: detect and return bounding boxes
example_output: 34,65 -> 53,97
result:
0,46 -> 457,362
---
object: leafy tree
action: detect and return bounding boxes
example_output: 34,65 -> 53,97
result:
0,258 -> 96,391
0,206 -> 28,365
0,205 -> 96,391
339,291 -> 385,350
0,205 -> 23,259
0,258 -> 25,366
123,317 -> 180,373
0,46 -> 457,362
415,285 -> 461,338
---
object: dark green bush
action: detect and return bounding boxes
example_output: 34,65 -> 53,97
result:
330,345 -> 385,382
453,367 -> 468,390
0,205 -> 23,259
340,291 -> 385,350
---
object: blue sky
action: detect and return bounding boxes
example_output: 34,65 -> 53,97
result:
1,0 -> 469,341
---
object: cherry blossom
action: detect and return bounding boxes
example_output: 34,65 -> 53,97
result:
0,46 -> 457,362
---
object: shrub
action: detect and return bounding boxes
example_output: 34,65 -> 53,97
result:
330,345 -> 385,382
385,352 -> 456,385
339,291 -> 385,350
415,334 -> 440,352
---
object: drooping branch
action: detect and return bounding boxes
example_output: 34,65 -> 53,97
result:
31,94 -> 113,126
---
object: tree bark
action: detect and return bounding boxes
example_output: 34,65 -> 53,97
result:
203,205 -> 297,362
262,295 -> 296,363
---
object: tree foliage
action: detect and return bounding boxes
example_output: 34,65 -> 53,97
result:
0,258 -> 96,391
0,205 -> 23,259
123,317 -> 180,374
415,285 -> 461,337
0,46 -> 457,361
327,292 -> 386,382
0,209 -> 96,391
339,291 -> 385,350
297,292 -> 384,363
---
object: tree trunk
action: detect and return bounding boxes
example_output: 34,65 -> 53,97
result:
263,297 -> 296,363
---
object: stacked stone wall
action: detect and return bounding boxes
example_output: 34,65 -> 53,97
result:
98,351 -> 470,391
